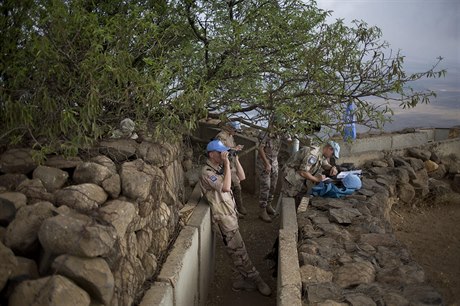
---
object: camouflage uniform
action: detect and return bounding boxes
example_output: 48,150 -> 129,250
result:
200,161 -> 259,281
282,146 -> 333,197
257,131 -> 281,208
215,130 -> 244,213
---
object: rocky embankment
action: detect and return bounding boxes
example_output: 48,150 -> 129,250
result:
0,140 -> 192,306
298,147 -> 460,305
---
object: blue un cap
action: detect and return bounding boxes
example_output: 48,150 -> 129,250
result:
327,141 -> 340,159
227,121 -> 242,132
206,140 -> 230,153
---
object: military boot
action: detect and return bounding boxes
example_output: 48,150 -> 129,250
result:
254,276 -> 272,296
232,278 -> 256,292
259,207 -> 272,223
266,205 -> 276,215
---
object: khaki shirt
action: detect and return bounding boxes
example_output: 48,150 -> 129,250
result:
282,146 -> 332,196
200,161 -> 238,232
215,130 -> 240,184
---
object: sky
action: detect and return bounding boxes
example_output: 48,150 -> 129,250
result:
315,0 -> 460,131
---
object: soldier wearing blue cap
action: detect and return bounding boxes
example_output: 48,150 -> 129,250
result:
200,139 -> 271,296
215,121 -> 246,217
282,141 -> 340,204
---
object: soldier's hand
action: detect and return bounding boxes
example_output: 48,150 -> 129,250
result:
235,144 -> 244,151
221,151 -> 230,165
264,163 -> 272,174
330,166 -> 338,176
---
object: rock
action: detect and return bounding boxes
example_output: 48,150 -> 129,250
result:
10,256 -> 39,280
52,255 -> 114,305
383,292 -> 409,306
182,159 -> 193,171
452,174 -> 460,193
305,282 -> 343,304
4,201 -> 55,254
334,261 -> 375,288
39,214 -> 116,257
299,253 -> 330,270
163,160 -> 185,205
0,241 -> 18,291
0,197 -> 16,226
9,275 -> 91,306
17,178 -> 54,203
149,227 -> 170,256
54,183 -> 107,212
141,252 -> 158,277
428,164 -> 447,179
329,207 -> 362,224
90,155 -> 117,173
98,139 -> 138,162
407,148 -> 431,161
0,192 -> 27,210
99,199 -> 136,238
300,264 -> 333,286
392,167 -> 410,184
345,293 -> 376,306
33,165 -> 69,192
428,179 -> 452,197
45,155 -> 83,169
137,141 -> 180,168
359,233 -> 399,248
120,159 -> 164,202
0,148 -> 37,174
372,160 -> 388,167
397,183 -> 415,204
369,167 -> 391,175
424,160 -> 439,172
403,284 -> 443,306
0,173 -> 28,190
317,301 -> 348,306
403,157 -> 425,171
73,162 -> 120,198
185,167 -> 201,187
430,152 -> 441,164
393,157 -> 411,168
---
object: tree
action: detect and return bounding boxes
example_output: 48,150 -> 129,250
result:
181,0 -> 445,136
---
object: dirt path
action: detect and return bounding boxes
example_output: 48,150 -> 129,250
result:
206,192 -> 280,306
391,201 -> 460,305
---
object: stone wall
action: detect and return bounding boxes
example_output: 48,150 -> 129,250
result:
297,147 -> 459,305
0,139 -> 188,306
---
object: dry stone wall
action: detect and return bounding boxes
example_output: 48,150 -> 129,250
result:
0,139 -> 188,306
298,147 -> 460,305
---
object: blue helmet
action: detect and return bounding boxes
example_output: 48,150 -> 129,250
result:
342,174 -> 361,189
206,140 -> 230,153
227,121 -> 242,132
327,141 -> 340,159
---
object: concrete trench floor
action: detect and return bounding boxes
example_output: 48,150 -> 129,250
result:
206,192 -> 280,306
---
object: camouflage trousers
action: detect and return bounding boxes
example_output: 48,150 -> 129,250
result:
220,227 -> 259,281
257,161 -> 279,208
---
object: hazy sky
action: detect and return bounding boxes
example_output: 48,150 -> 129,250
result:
316,0 -> 460,130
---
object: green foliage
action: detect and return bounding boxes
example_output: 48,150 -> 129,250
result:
1,0 -> 445,154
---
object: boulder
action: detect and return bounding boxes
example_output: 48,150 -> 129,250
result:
430,152 -> 441,164
300,264 -> 333,286
98,139 -> 138,162
33,165 -> 69,192
4,201 -> 55,254
54,183 -> 107,212
141,252 -> 158,277
428,179 -> 452,197
372,160 -> 388,167
452,174 -> 460,193
9,275 -> 91,306
52,255 -> 114,305
407,148 -> 431,161
329,207 -> 362,224
137,141 -> 180,168
0,148 -> 37,174
90,155 -> 117,173
10,256 -> 39,280
0,197 -> 16,226
403,157 -> 425,171
392,167 -> 410,184
0,192 -> 27,210
17,178 -> 54,203
428,164 -> 447,179
424,160 -> 439,173
45,155 -> 83,169
99,199 -> 136,238
334,261 -> 375,288
0,241 -> 18,291
397,183 -> 415,204
39,214 -> 116,257
73,162 -> 120,198
0,173 -> 28,190
120,159 -> 164,201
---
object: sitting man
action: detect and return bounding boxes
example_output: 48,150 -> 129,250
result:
200,139 -> 271,296
282,140 -> 340,205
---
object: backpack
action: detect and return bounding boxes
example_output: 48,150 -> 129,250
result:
310,181 -> 356,198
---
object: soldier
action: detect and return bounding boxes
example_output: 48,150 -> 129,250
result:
215,121 -> 247,216
200,139 -> 272,296
282,141 -> 340,205
256,128 -> 282,223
